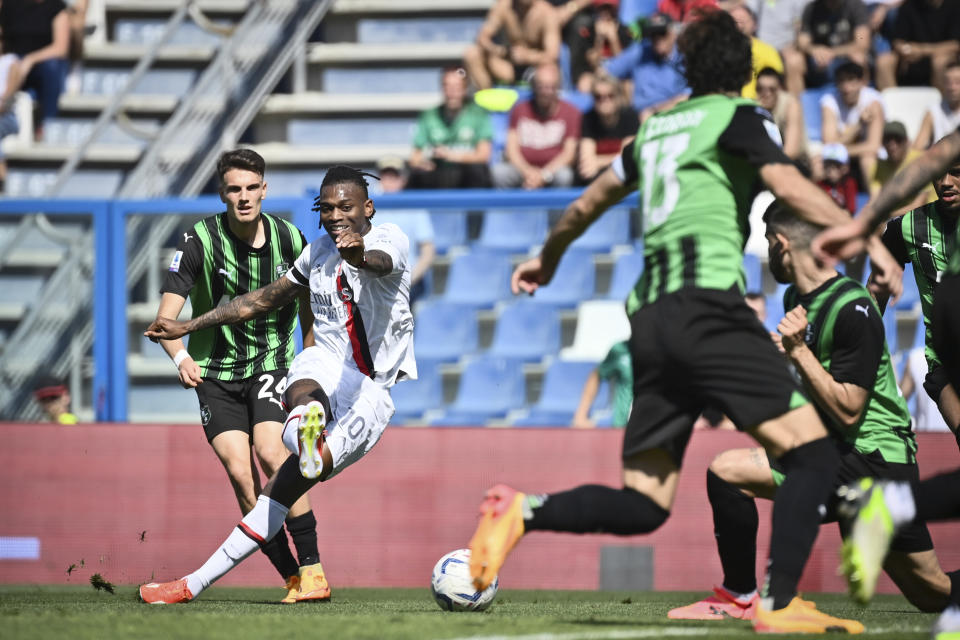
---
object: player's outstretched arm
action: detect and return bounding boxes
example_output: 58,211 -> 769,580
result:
513,167 -> 631,295
760,163 -> 852,228
145,277 -> 304,341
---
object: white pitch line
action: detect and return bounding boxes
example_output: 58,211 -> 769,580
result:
444,625 -> 928,640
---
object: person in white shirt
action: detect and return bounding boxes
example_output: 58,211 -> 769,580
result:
820,59 -> 884,188
914,62 -> 960,151
0,50 -> 22,191
140,165 -> 415,604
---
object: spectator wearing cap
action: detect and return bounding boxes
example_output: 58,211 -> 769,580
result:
884,0 -> 960,93
577,74 -> 637,183
728,4 -> 784,100
464,0 -> 561,90
567,0 -> 634,93
870,121 -> 936,213
656,0 -> 718,23
32,376 -> 77,424
820,60 -> 884,188
817,142 -> 859,214
755,67 -> 807,163
603,12 -> 689,120
914,61 -> 960,150
408,66 -> 493,189
782,0 -> 871,95
375,157 -> 437,303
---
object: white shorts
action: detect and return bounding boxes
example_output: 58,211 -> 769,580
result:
285,346 -> 395,480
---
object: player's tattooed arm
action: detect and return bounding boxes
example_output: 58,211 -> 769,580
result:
336,230 -> 393,276
144,277 -> 303,340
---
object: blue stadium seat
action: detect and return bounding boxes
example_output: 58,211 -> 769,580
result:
477,209 -> 548,252
390,364 -> 442,423
267,170 -> 324,197
562,89 -> 594,113
0,275 -> 45,304
895,263 -> 921,311
743,253 -> 762,294
764,285 -> 789,333
79,69 -> 197,95
512,360 -> 597,426
488,300 -> 560,362
883,302 -> 898,354
322,68 -> 442,94
429,210 -> 468,253
288,118 -> 417,146
433,356 -> 525,424
442,250 -> 512,308
413,300 -> 478,362
569,207 -> 631,251
114,19 -> 229,46
356,17 -> 483,43
44,118 -> 160,147
800,87 -> 832,143
531,248 -> 596,307
128,384 -> 199,420
488,110 -> 510,163
912,314 -> 927,350
620,0 -> 658,23
607,250 -> 644,299
6,169 -> 124,197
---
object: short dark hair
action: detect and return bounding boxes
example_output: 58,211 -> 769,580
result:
834,60 -> 865,81
677,10 -> 752,97
763,199 -> 824,249
757,66 -> 784,87
216,148 -> 265,183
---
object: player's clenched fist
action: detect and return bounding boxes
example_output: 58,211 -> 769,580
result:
777,305 -> 808,358
145,317 -> 190,341
336,230 -> 365,267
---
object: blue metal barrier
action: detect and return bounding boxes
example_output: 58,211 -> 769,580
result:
1,188 -> 638,421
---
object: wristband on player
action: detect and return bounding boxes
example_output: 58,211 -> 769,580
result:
173,349 -> 190,368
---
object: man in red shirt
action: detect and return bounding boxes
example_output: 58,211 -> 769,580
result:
656,0 -> 718,23
491,63 -> 581,189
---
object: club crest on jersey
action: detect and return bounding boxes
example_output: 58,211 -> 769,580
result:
275,262 -> 289,279
339,286 -> 353,302
169,250 -> 183,272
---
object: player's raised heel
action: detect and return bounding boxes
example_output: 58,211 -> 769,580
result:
298,401 -> 327,479
139,578 -> 194,604
468,484 -> 526,592
753,597 -> 864,634
836,478 -> 899,605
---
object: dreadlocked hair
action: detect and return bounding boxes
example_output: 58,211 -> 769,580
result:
312,165 -> 380,212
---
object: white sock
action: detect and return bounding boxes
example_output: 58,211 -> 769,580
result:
281,405 -> 307,455
184,495 -> 290,597
882,481 -> 916,527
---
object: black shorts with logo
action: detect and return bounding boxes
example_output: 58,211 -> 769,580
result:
194,370 -> 289,442
624,287 -> 806,465
770,446 -> 932,554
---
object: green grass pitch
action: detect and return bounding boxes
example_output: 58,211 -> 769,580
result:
0,586 -> 938,639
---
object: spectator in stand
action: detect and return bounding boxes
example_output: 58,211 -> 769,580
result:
782,0 -> 871,95
656,0 -> 719,23
914,62 -> 960,150
571,340 -> 632,428
375,157 -> 437,303
0,47 -> 23,192
728,4 -> 784,99
464,0 -> 562,89
568,0 -> 634,93
32,375 -> 77,424
577,74 -> 637,183
885,0 -> 960,92
820,60 -> 884,188
492,62 -> 580,189
756,67 -> 808,162
603,12 -> 689,120
871,121 -> 936,213
407,67 -> 493,189
817,142 -> 859,213
749,0 -> 808,54
0,0 -> 70,138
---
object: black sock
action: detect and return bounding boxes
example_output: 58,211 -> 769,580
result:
286,511 -> 319,567
948,569 -> 960,607
916,468 -> 960,522
525,484 -> 669,535
259,526 -> 299,580
765,437 -> 839,610
707,469 -> 758,595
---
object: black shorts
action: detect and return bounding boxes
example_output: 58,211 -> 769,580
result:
932,273 -> 960,394
770,446 -> 933,554
923,364 -> 949,406
623,287 -> 806,465
194,370 -> 289,442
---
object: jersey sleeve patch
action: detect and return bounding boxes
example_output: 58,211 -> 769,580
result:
717,105 -> 792,168
168,250 -> 183,272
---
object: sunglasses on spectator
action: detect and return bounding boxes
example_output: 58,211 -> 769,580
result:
593,91 -> 615,101
756,84 -> 778,94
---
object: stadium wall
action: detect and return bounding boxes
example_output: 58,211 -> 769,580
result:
2,423 -> 958,594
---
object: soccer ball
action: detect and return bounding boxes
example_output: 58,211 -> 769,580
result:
430,548 -> 499,612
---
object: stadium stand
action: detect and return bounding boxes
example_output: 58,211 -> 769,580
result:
488,300 -> 561,363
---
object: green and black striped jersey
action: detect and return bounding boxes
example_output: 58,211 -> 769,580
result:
784,275 -> 916,464
613,94 -> 791,314
161,212 -> 307,381
881,201 -> 960,368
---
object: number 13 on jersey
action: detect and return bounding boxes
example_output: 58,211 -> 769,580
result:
640,133 -> 689,229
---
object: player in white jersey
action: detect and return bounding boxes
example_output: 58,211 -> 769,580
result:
139,166 -> 414,604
